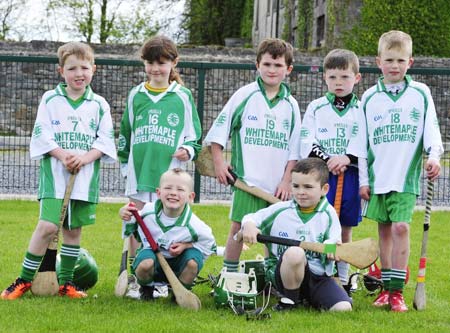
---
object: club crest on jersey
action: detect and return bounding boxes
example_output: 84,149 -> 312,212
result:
215,114 -> 227,126
32,123 -> 42,138
409,108 -> 421,122
351,122 -> 359,137
167,113 -> 180,127
89,118 -> 97,131
282,119 -> 290,130
117,134 -> 127,150
300,127 -> 309,138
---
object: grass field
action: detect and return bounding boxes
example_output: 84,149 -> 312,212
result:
1,200 -> 450,333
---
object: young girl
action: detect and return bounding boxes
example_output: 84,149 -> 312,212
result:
117,35 -> 202,299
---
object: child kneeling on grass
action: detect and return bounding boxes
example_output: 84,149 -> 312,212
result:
241,158 -> 352,311
119,168 -> 216,300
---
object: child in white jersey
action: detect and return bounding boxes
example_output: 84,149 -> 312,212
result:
204,38 -> 301,274
300,49 -> 364,287
119,168 -> 216,300
357,30 -> 443,312
1,42 -> 117,300
117,35 -> 202,298
241,158 -> 352,312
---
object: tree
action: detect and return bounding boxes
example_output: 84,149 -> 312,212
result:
183,0 -> 253,45
0,0 -> 28,40
44,0 -> 167,44
342,0 -> 450,56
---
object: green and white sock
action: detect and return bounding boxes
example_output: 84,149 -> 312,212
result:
390,269 -> 407,292
381,268 -> 392,291
223,260 -> 239,273
20,252 -> 44,282
58,244 -> 80,285
129,256 -> 136,276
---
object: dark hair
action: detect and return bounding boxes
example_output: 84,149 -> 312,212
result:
323,49 -> 359,74
256,38 -> 294,67
140,35 -> 183,85
292,158 -> 329,186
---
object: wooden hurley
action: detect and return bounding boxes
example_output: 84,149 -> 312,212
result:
31,173 -> 76,296
131,206 -> 201,311
195,146 -> 280,204
413,179 -> 434,310
236,232 -> 379,269
114,237 -> 130,297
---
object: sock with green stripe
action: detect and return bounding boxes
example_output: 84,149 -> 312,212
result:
381,268 -> 391,291
20,252 -> 44,282
58,244 -> 80,285
223,260 -> 239,273
389,269 -> 407,292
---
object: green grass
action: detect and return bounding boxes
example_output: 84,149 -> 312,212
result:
1,200 -> 450,332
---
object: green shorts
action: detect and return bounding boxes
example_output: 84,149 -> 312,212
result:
229,188 -> 270,223
39,198 -> 97,229
133,247 -> 204,285
363,192 -> 417,224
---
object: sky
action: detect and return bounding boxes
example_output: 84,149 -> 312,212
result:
11,0 -> 185,43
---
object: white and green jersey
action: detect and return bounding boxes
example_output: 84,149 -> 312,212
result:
241,197 -> 341,276
204,77 -> 301,193
29,84 -> 117,203
126,200 -> 216,259
118,81 -> 202,195
358,76 -> 443,195
300,93 -> 365,159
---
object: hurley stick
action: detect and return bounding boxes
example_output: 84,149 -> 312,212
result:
130,206 -> 201,310
114,237 -> 130,297
334,173 -> 344,217
413,179 -> 434,310
195,146 -> 280,204
31,173 -> 76,296
236,232 -> 379,269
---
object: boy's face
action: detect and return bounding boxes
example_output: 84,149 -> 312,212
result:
376,48 -> 413,84
156,173 -> 195,217
291,171 -> 328,209
324,68 -> 361,97
58,55 -> 95,97
144,57 -> 178,88
256,53 -> 292,91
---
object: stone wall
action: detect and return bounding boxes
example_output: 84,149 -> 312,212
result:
0,40 -> 449,142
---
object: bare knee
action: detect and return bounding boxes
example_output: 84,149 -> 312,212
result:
36,220 -> 59,239
184,259 -> 198,274
329,301 -> 352,312
136,259 -> 154,280
282,247 -> 306,267
392,223 -> 409,237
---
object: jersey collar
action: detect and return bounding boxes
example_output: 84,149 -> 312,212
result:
55,83 -> 94,101
376,74 -> 412,92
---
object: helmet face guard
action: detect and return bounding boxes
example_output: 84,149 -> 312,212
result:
213,268 -> 258,311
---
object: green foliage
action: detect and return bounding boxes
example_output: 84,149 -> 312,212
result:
184,0 -> 253,45
1,200 -> 450,332
342,0 -> 450,56
295,0 -> 313,50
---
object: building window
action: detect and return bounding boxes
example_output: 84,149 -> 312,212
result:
316,15 -> 325,47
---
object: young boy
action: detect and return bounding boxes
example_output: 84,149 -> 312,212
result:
119,168 -> 216,300
1,42 -> 117,300
358,30 -> 443,312
204,38 -> 301,274
241,158 -> 352,312
300,49 -> 364,287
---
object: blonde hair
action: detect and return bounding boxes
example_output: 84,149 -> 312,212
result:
140,35 -> 183,85
323,49 -> 359,74
57,42 -> 95,67
378,30 -> 413,56
160,168 -> 194,191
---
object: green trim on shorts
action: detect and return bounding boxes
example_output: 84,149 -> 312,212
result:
39,198 -> 97,229
364,192 -> 417,223
229,188 -> 270,222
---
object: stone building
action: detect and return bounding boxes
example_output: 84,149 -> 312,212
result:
252,0 -> 362,50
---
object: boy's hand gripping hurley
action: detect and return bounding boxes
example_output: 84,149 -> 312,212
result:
236,232 -> 379,269
31,173 -> 76,296
413,179 -> 434,310
195,147 -> 280,204
130,204 -> 201,310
